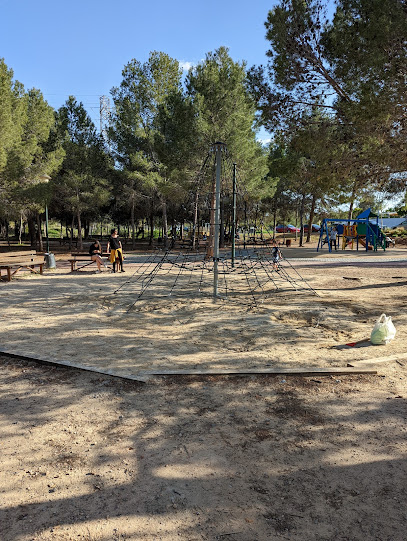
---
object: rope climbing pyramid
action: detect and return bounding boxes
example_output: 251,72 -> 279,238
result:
101,142 -> 318,314
103,244 -> 318,314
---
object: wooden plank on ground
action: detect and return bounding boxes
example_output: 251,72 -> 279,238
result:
140,367 -> 377,376
0,349 -> 149,383
347,352 -> 407,367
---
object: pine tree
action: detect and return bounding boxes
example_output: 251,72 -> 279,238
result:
53,97 -> 111,249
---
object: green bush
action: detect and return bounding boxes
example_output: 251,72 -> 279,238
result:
390,228 -> 407,237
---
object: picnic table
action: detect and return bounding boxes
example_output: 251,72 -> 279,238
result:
0,250 -> 44,282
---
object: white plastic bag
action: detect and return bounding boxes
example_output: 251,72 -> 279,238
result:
370,314 -> 396,345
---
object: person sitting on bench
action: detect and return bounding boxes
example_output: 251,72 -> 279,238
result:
107,228 -> 125,273
89,240 -> 105,272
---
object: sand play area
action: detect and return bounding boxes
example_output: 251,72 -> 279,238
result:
2,248 -> 407,378
1,247 -> 407,540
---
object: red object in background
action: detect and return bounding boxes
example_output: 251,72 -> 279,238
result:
275,224 -> 300,233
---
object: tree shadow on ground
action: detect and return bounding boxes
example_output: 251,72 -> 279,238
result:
1,358 -> 406,540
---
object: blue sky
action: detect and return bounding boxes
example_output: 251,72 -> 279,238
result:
1,0 -> 278,139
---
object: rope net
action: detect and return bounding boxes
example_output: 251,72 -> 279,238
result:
104,144 -> 318,314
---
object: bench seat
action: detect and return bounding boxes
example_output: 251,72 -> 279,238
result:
69,253 -> 109,272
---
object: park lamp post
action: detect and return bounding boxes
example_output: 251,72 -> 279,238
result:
38,174 -> 51,253
37,174 -> 56,268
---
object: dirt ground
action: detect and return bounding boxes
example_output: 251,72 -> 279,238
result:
1,247 -> 407,540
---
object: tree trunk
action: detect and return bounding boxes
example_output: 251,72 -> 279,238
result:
5,221 -> 10,247
77,210 -> 83,250
192,192 -> 199,250
18,214 -> 23,244
219,201 -> 225,249
149,210 -> 154,246
348,180 -> 357,220
28,216 -> 37,249
69,216 -> 75,250
306,194 -> 316,243
161,197 -> 168,250
299,193 -> 306,247
206,177 -> 216,259
36,213 -> 44,252
273,209 -> 277,240
295,202 -> 299,243
131,198 -> 136,249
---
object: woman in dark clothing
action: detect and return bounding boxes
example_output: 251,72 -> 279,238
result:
107,229 -> 125,273
89,239 -> 105,272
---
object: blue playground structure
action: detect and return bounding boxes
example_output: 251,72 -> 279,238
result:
317,208 -> 386,253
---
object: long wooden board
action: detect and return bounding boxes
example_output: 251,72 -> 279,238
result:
347,352 -> 407,367
140,367 -> 377,376
0,349 -> 149,383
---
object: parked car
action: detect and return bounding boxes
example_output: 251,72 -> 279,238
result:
303,224 -> 321,232
275,224 -> 300,233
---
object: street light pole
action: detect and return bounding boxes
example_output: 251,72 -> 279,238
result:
45,203 -> 50,253
38,174 -> 51,254
37,174 -> 56,268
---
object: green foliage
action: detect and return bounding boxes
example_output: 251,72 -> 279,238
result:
323,0 -> 407,98
187,47 -> 269,199
0,59 -> 64,226
0,59 -> 25,174
4,12 -> 405,239
247,0 -> 407,220
52,97 -> 112,235
110,51 -> 182,164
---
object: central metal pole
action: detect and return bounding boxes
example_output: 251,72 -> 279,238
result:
213,143 -> 223,297
231,163 -> 237,268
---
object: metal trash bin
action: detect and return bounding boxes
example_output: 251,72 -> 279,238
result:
44,253 -> 56,269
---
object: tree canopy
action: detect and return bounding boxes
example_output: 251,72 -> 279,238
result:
2,4 -> 406,246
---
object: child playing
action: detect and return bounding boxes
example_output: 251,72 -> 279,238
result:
271,244 -> 282,271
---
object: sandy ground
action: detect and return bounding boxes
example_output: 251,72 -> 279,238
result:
1,246 -> 407,540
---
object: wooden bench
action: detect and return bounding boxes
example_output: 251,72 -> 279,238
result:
69,252 -> 110,272
247,236 -> 272,246
177,239 -> 208,250
58,237 -> 78,247
0,251 -> 44,282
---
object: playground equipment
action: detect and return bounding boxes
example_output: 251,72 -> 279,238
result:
102,143 -> 318,313
317,208 -> 387,253
103,246 -> 318,315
